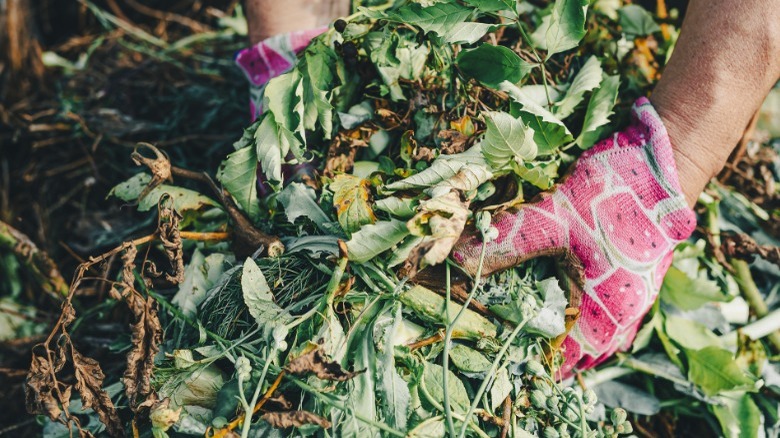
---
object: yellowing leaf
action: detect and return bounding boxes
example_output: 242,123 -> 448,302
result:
330,174 -> 377,234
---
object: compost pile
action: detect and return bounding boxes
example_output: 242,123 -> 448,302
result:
23,1 -> 780,437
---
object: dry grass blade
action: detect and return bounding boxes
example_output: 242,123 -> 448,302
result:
285,348 -> 363,382
0,220 -> 68,298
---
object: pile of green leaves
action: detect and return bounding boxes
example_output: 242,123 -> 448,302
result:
53,0 -> 780,437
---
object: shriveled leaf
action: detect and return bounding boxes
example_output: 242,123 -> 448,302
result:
457,44 -> 535,88
277,182 -> 332,232
217,145 -> 261,221
286,348 -> 363,381
535,0 -> 589,58
346,219 -> 410,263
405,190 -> 470,274
262,410 -> 332,429
481,111 -> 537,169
686,346 -> 756,396
553,56 -> 603,118
330,174 -> 377,234
241,257 -> 291,328
576,74 -> 620,148
72,349 -> 124,436
110,173 -> 218,213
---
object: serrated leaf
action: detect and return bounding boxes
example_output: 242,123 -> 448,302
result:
618,4 -> 661,37
457,44 -> 535,88
500,81 -> 573,153
264,69 -> 307,161
110,173 -> 219,213
255,113 -> 284,185
387,2 -> 491,44
384,146 -> 492,192
300,41 -> 337,138
217,145 -> 261,221
464,0 -> 515,12
241,257 -> 291,329
330,174 -> 377,234
442,22 -> 495,44
576,74 -> 620,148
346,219 -> 410,263
536,0 -> 589,59
277,182 -> 332,232
686,346 -> 756,396
481,111 -> 537,169
554,56 -> 603,118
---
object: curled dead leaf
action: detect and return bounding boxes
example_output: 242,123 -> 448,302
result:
285,348 -> 363,382
261,410 -> 332,430
71,348 -> 125,436
131,142 -> 172,204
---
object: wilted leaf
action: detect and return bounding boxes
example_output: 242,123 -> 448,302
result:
110,173 -> 219,213
241,257 -> 291,329
405,190 -> 470,274
277,182 -> 333,232
262,410 -> 332,429
72,348 -> 125,435
330,174 -> 377,234
286,348 -> 363,381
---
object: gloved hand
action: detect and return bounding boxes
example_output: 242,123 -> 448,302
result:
453,97 -> 696,378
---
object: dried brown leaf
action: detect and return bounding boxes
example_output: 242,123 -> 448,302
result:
285,348 -> 363,382
131,142 -> 172,203
71,347 -> 124,436
25,354 -> 64,421
261,410 -> 332,429
438,129 -> 469,155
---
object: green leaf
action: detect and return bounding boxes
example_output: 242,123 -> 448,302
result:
463,0 -> 515,12
553,56 -> 603,118
300,40 -> 337,138
526,278 -> 568,338
110,173 -> 219,213
346,219 -> 410,263
400,285 -> 498,340
513,160 -> 559,189
576,74 -> 620,148
660,266 -> 728,310
481,111 -> 537,169
686,346 -> 756,396
618,4 -> 661,38
384,146 -> 493,193
374,197 -> 419,219
378,306 -> 411,432
173,250 -> 228,318
330,174 -> 377,234
388,3 -> 492,44
276,183 -> 332,232
518,111 -> 573,155
449,344 -> 492,374
217,145 -> 261,221
241,257 -> 291,329
457,44 -> 535,88
489,368 -> 512,411
664,315 -> 722,351
711,394 -> 762,438
255,113 -> 284,186
422,362 -> 470,413
538,0 -> 589,59
264,69 -> 307,161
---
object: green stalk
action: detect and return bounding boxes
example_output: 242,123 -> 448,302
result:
417,374 -> 491,438
240,347 -> 275,438
515,20 -> 553,108
442,262 -> 456,437
732,259 -> 780,351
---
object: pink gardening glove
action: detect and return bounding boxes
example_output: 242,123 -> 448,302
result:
235,27 -> 326,119
453,98 -> 696,378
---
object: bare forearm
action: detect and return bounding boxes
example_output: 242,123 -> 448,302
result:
246,0 -> 350,44
651,0 -> 780,206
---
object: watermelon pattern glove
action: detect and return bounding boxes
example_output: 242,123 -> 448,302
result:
452,97 -> 696,378
235,27 -> 326,119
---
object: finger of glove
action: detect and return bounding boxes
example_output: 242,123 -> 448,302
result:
451,195 -> 569,277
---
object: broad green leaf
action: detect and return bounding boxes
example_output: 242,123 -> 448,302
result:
554,56 -> 603,118
592,381 -> 660,416
254,113 -> 284,186
330,174 -> 377,234
457,44 -> 535,88
449,344 -> 492,374
618,4 -> 661,38
407,417 -> 446,438
711,394 -> 762,438
576,74 -> 620,148
518,111 -> 573,155
264,69 -> 307,161
374,196 -> 418,219
513,160 -> 559,189
526,278 -> 568,338
422,362 -> 470,413
346,219 -> 410,263
664,316 -> 722,351
110,172 -> 219,213
481,111 -> 537,169
241,257 -> 291,328
173,250 -> 229,318
387,3 -> 491,44
757,87 -> 780,137
378,306 -> 411,431
489,368 -> 512,411
537,0 -> 589,59
300,40 -> 337,138
276,182 -> 332,232
686,346 -> 756,396
217,145 -> 261,221
464,0 -> 515,12
660,266 -> 728,310
384,146 -> 493,193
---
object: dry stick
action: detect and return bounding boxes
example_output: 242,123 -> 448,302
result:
0,220 -> 69,298
718,111 -> 759,182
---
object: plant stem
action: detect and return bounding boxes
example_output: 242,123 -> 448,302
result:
442,261 -> 457,437
240,347 -> 275,438
0,220 -> 69,298
515,20 -> 553,107
732,259 -> 780,351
